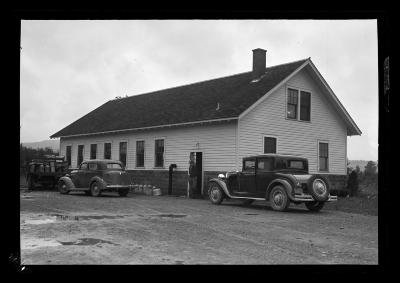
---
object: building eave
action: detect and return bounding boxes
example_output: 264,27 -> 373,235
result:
51,117 -> 238,139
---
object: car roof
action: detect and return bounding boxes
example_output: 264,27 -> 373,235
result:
244,154 -> 307,160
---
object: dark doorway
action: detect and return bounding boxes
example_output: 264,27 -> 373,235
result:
195,152 -> 203,195
189,152 -> 203,197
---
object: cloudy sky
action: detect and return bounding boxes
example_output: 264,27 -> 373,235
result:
20,20 -> 378,160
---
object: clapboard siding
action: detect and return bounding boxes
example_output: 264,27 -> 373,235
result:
238,68 -> 347,174
60,121 -> 237,172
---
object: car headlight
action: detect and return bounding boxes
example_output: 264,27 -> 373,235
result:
218,173 -> 225,178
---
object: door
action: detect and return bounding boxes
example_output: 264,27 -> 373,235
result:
238,158 -> 256,195
80,162 -> 99,188
75,162 -> 88,188
189,152 -> 203,196
256,157 -> 275,197
195,152 -> 203,195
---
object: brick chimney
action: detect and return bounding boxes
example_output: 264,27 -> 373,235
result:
252,48 -> 266,79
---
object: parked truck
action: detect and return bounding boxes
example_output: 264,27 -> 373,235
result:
26,155 -> 69,190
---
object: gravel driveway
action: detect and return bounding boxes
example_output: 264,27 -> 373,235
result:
20,190 -> 378,264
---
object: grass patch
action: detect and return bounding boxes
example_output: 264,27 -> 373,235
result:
324,194 -> 378,216
324,173 -> 378,216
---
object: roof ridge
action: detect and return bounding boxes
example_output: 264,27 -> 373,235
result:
265,58 -> 310,70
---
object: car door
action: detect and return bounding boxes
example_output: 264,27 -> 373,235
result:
238,158 -> 256,195
256,157 -> 275,197
82,162 -> 100,188
75,162 -> 88,188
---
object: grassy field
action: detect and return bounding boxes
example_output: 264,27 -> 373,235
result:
324,195 -> 378,216
324,177 -> 378,216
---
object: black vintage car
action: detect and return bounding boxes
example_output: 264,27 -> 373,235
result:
58,160 -> 134,197
207,154 -> 337,212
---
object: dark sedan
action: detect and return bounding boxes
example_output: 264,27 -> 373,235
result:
58,160 -> 134,197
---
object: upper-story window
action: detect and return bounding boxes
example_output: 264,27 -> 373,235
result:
154,139 -> 164,168
287,88 -> 298,119
287,87 -> 311,122
300,91 -> 311,121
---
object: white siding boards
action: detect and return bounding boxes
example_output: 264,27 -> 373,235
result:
60,121 -> 237,172
238,67 -> 347,175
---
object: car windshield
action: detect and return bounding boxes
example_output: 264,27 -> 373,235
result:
243,160 -> 255,171
288,160 -> 305,169
106,163 -> 123,170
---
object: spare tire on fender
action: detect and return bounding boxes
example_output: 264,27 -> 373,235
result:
307,175 -> 330,202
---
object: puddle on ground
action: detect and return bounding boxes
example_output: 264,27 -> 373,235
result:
22,214 -> 126,225
51,214 -> 126,221
58,238 -> 119,246
23,217 -> 57,225
21,238 -> 62,249
20,195 -> 34,200
149,214 -> 187,218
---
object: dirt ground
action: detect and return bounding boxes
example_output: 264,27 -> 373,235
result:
20,189 -> 378,265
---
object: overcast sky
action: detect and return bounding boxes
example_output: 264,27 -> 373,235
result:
20,20 -> 378,161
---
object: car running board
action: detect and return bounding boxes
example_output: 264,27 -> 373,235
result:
228,195 -> 265,201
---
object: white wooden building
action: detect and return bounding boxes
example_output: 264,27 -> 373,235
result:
51,49 -> 361,196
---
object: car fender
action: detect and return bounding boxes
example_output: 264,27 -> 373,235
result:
58,176 -> 76,189
89,176 -> 106,189
208,178 -> 233,198
266,178 -> 295,201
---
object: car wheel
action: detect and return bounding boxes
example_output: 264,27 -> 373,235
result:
118,188 -> 129,197
242,199 -> 254,206
308,176 -> 330,202
90,181 -> 103,197
58,180 -> 70,194
269,185 -> 290,212
305,201 -> 325,212
208,182 -> 224,205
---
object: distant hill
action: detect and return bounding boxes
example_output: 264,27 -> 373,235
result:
22,139 -> 60,153
348,160 -> 378,171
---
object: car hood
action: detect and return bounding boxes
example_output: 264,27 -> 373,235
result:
102,171 -> 133,185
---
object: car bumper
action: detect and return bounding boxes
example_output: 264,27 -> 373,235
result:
293,194 -> 337,202
106,184 -> 134,190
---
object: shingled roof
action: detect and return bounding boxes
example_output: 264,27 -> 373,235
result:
51,58 -> 309,138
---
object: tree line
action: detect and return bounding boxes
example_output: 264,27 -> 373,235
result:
347,160 -> 378,197
20,144 -> 59,171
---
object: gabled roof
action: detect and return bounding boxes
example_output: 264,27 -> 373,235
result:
51,58 -> 361,138
51,59 -> 308,138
